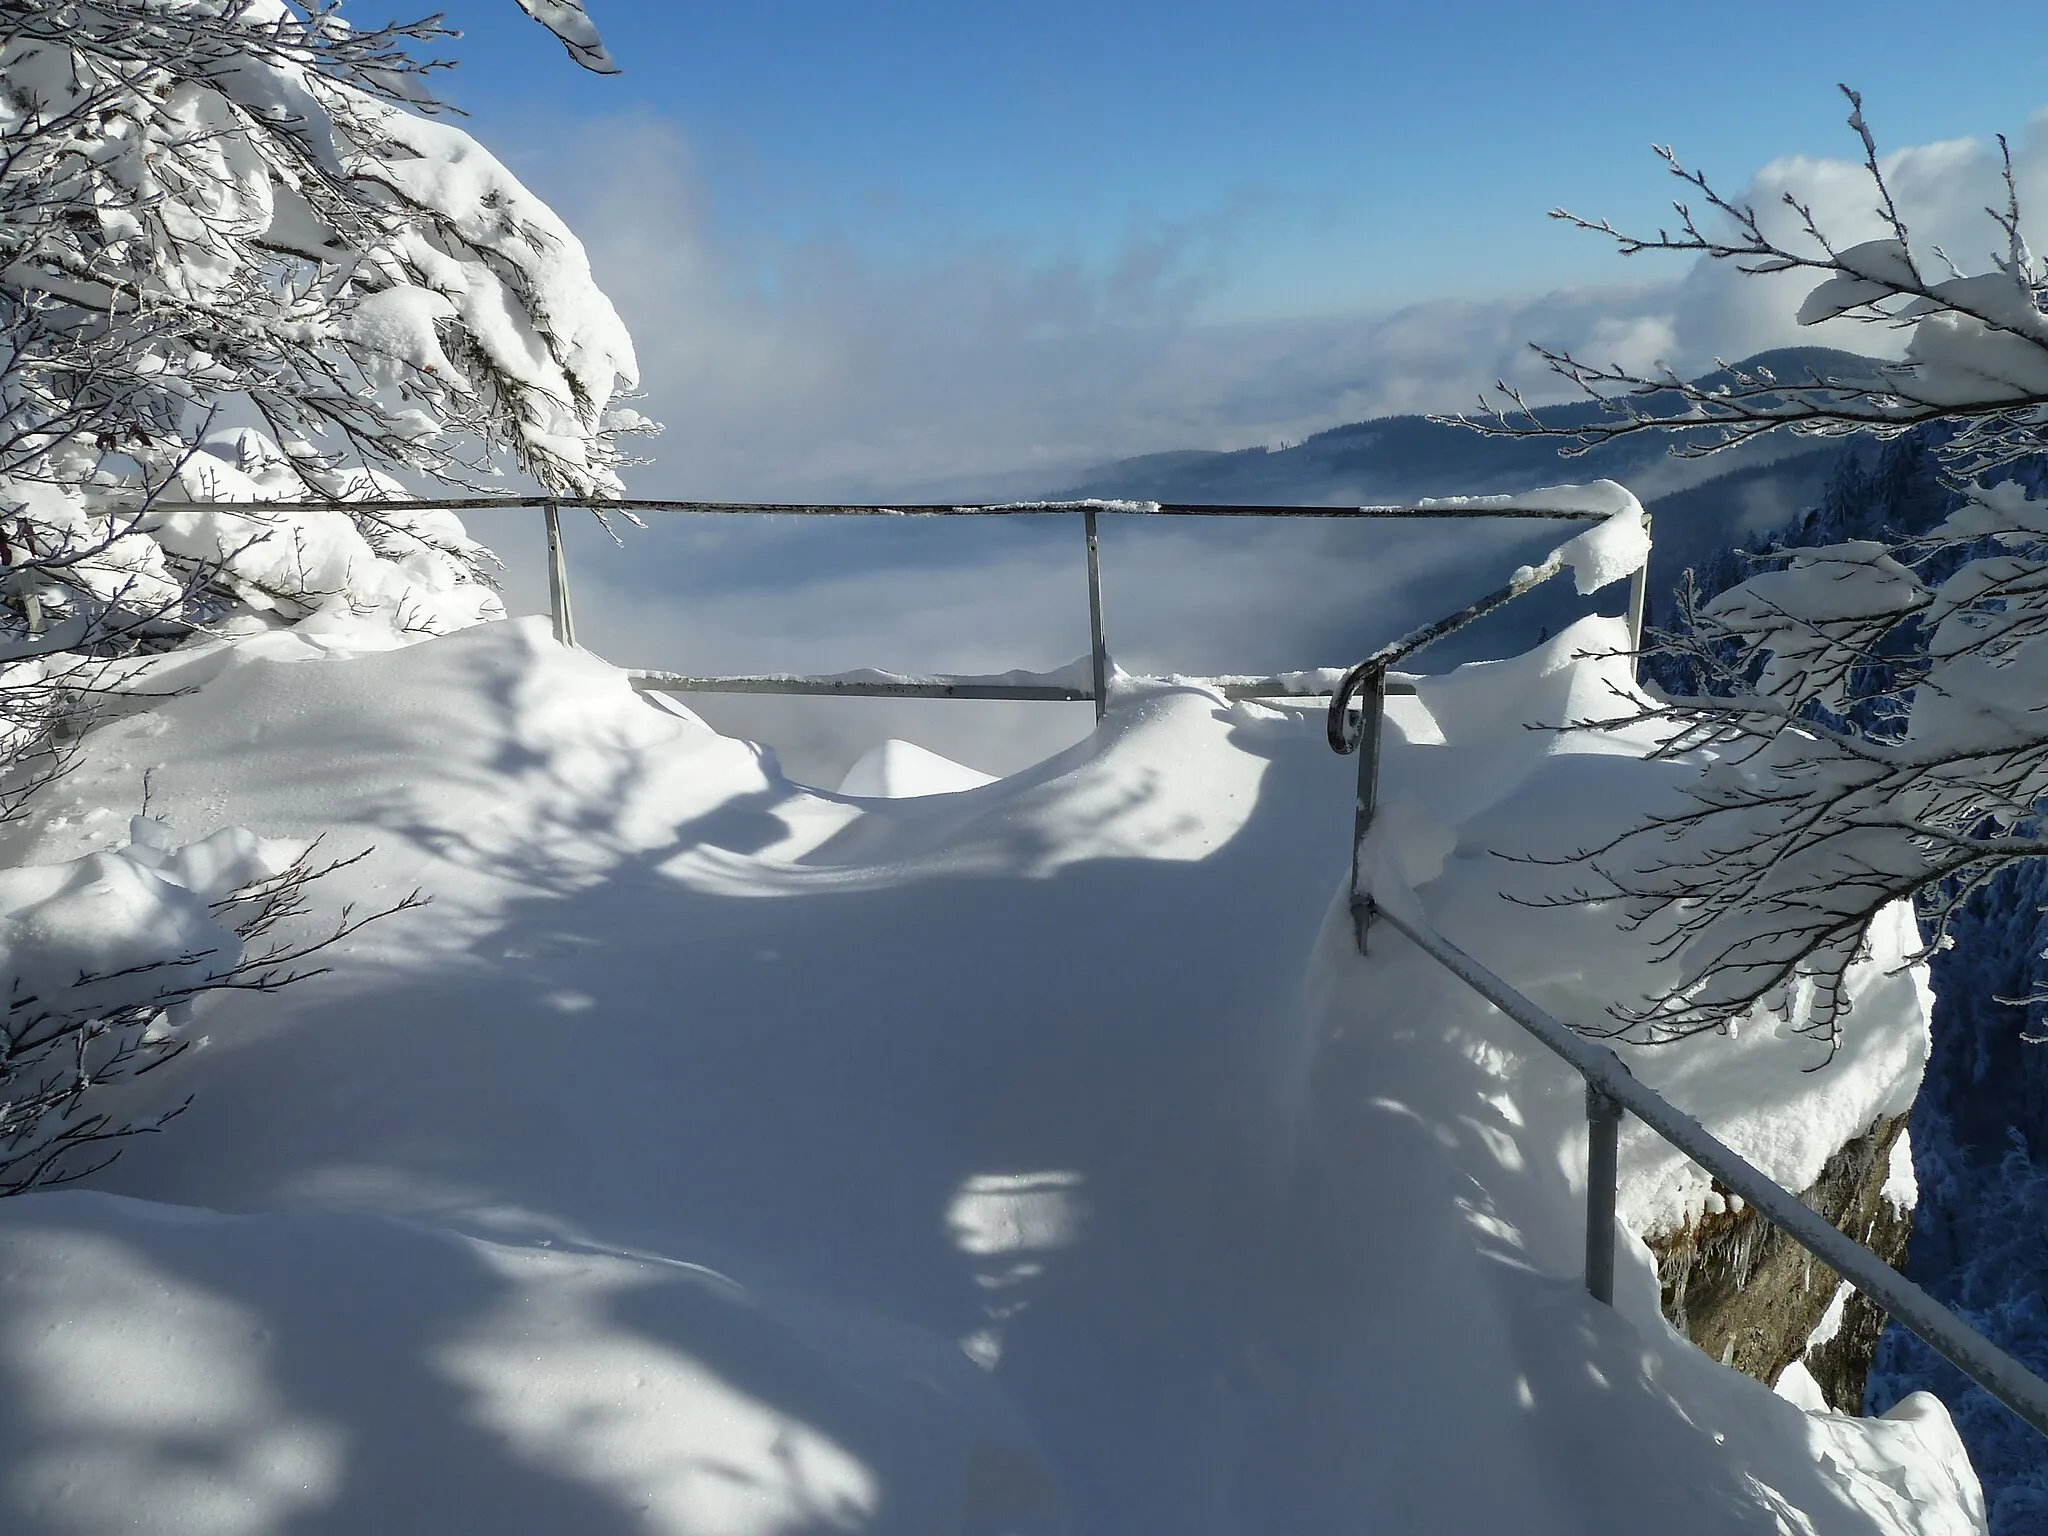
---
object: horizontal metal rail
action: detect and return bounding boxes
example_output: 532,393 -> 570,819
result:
1220,675 -> 1421,700
1374,899 -> 2048,1441
1326,546 -> 1571,753
631,672 -> 1093,703
142,495 -> 1603,712
630,669 -> 1420,703
1321,540 -> 1610,950
140,496 -> 1613,521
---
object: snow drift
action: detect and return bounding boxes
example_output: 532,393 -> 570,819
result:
0,613 -> 1986,1533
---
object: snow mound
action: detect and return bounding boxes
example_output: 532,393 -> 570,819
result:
1415,482 -> 1652,595
1376,617 -> 1934,1237
0,616 -> 1981,1533
837,739 -> 997,798
0,1191 -> 1059,1536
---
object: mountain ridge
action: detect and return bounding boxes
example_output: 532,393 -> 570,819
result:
1053,345 -> 1882,511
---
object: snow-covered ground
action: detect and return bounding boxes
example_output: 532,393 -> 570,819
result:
0,612 -> 1987,1533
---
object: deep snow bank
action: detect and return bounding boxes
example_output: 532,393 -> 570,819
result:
0,615 -> 1985,1533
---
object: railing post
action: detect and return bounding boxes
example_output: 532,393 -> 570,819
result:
1349,665 -> 1387,955
1626,512 -> 1651,655
1584,1083 -> 1623,1306
1084,507 -> 1108,723
543,500 -> 576,647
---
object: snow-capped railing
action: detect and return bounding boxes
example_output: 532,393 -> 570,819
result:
587,496 -> 1646,720
1323,504 -> 1650,955
146,494 -> 1648,721
1326,627 -> 2048,1444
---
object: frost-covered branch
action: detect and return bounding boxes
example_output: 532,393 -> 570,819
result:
1504,478 -> 2048,1047
1451,87 -> 2048,483
1465,93 -> 2048,1049
0,0 -> 636,1190
0,0 -> 653,641
0,826 -> 422,1194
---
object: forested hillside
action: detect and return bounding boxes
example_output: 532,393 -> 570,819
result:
1650,429 -> 2048,1528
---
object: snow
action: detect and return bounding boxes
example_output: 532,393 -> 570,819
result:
513,0 -> 620,74
1796,240 -> 1919,326
350,98 -> 642,493
982,499 -> 1164,514
1417,477 -> 1646,519
1553,503 -> 1654,595
139,437 -> 506,636
1700,540 -> 1926,708
1885,1126 -> 1920,1213
1780,1362 -> 1833,1413
0,613 -> 1984,1532
1811,1281 -> 1858,1351
837,739 -> 997,798
1414,482 -> 1651,596
0,838 -> 243,1019
1155,665 -> 1419,698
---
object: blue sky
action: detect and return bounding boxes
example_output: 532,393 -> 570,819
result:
441,1 -> 2048,775
400,0 -> 2048,501
437,0 -> 2048,323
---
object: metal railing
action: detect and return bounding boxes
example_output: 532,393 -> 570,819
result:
557,498 -> 1635,719
147,488 -> 2041,1434
1323,568 -> 2048,1441
151,495 -> 1639,720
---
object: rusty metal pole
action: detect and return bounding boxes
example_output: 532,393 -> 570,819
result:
544,500 -> 577,647
1084,508 -> 1108,722
1626,513 -> 1652,656
1349,665 -> 1387,955
1584,1083 -> 1623,1305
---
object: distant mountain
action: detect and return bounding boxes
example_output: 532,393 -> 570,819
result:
1049,344 -> 1886,665
1054,347 -> 1883,511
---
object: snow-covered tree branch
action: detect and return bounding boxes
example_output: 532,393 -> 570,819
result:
0,0 -> 639,1189
0,0 -> 649,642
0,828 -> 421,1193
1467,90 -> 2048,1049
1457,86 -> 2048,482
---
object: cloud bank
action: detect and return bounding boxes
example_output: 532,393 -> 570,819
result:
520,108 -> 2048,504
530,108 -> 2048,500
484,104 -> 2048,782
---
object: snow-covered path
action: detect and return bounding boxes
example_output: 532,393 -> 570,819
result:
0,618 -> 1986,1533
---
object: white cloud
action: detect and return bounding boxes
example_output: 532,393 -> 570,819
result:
1659,112 -> 2048,371
486,104 -> 2048,782
523,106 -> 2048,503
526,115 -> 1697,499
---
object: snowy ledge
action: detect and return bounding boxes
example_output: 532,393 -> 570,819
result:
0,614 -> 1980,1534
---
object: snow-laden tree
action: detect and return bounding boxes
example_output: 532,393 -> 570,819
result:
1462,88 -> 2048,1049
0,0 -> 639,1189
0,0 -> 645,644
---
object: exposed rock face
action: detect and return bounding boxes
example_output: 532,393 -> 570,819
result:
1646,1114 -> 1913,1412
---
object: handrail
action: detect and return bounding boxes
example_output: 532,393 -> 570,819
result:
1373,898 -> 2048,1441
1322,559 -> 2048,1440
627,670 -> 1094,703
141,495 -> 1631,725
625,666 -> 1421,704
138,496 -> 1615,520
1325,545 -> 1573,753
1319,535 -> 1627,954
